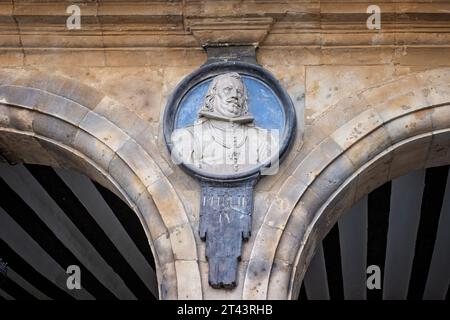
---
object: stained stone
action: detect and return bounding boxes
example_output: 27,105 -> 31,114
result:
0,2 -> 449,300
199,174 -> 258,288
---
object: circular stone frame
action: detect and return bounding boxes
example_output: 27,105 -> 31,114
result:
163,60 -> 296,181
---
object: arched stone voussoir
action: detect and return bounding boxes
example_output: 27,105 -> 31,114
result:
244,68 -> 450,300
286,130 -> 450,299
115,138 -> 164,190
0,84 -> 91,123
0,74 -> 202,300
7,70 -> 105,110
0,103 -> 34,133
281,129 -> 450,299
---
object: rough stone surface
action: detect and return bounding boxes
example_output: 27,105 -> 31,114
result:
305,66 -> 395,122
0,1 -> 449,300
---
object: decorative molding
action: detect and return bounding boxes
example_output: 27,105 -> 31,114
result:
186,17 -> 274,46
0,1 -> 449,48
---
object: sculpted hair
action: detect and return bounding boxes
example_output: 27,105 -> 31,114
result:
201,72 -> 250,116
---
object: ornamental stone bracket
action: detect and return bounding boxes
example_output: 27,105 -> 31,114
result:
185,17 -> 274,47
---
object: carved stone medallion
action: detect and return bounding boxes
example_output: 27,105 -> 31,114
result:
164,61 -> 296,289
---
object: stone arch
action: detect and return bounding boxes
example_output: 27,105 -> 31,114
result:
243,68 -> 450,299
0,70 -> 202,300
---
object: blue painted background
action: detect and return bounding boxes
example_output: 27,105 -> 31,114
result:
175,75 -> 285,131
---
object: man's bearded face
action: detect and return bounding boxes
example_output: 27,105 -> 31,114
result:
214,77 -> 245,118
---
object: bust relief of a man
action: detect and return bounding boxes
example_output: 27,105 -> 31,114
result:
171,72 -> 279,174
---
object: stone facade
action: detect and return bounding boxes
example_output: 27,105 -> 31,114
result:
0,1 -> 449,299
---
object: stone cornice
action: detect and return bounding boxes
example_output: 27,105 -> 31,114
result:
0,1 -> 449,49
